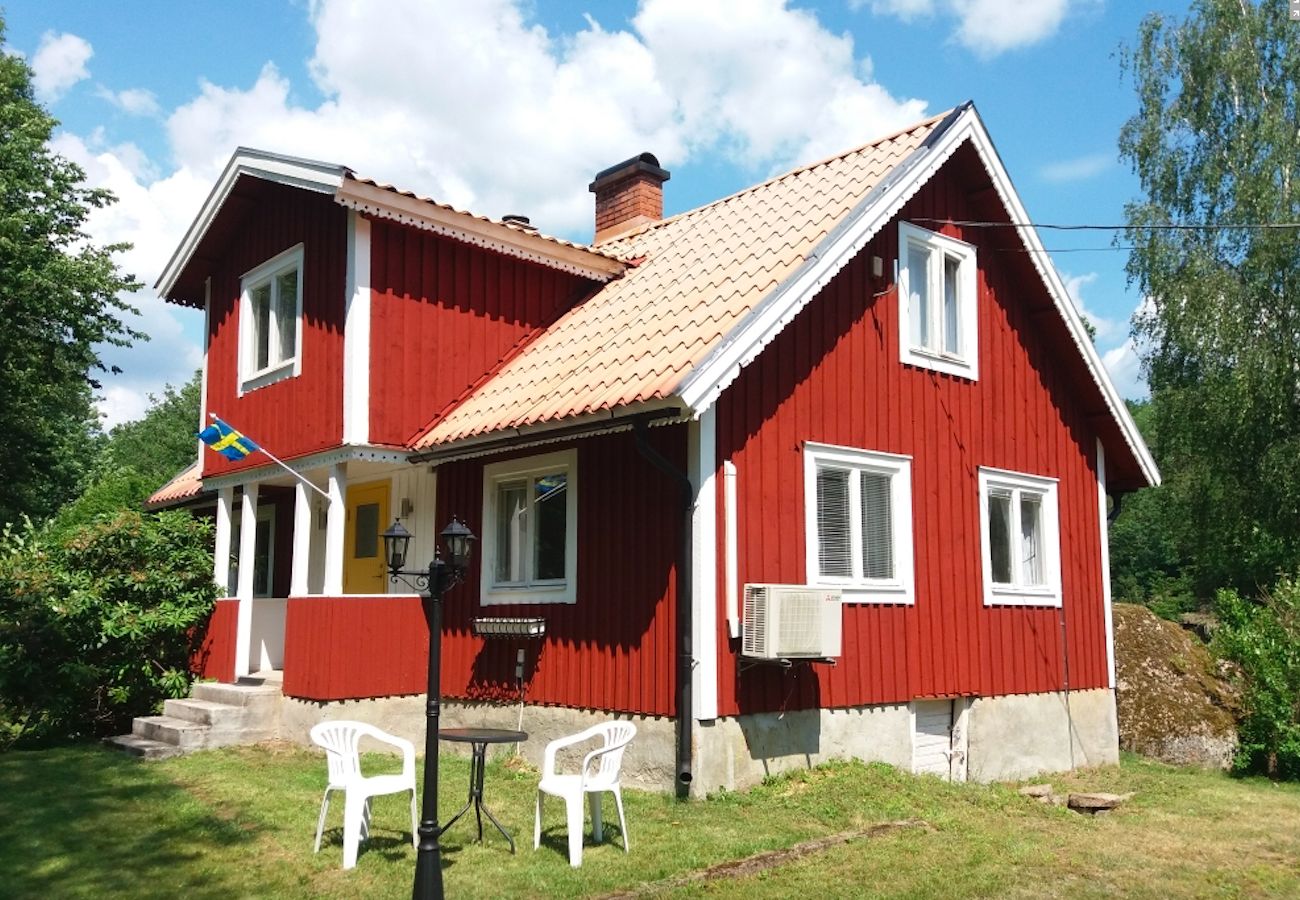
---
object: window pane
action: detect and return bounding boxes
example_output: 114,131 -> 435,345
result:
816,467 -> 852,577
860,471 -> 894,579
354,502 -> 379,559
533,473 -> 567,580
251,283 -> 271,370
227,520 -> 240,595
907,244 -> 930,349
495,481 -> 527,583
943,255 -> 960,355
1020,495 -> 1044,585
254,517 -> 273,595
988,491 -> 1013,584
275,269 -> 298,363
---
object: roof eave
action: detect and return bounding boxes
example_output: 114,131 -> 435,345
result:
155,149 -> 350,302
334,178 -> 627,282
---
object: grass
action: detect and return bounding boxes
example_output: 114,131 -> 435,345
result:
2,744 -> 1299,898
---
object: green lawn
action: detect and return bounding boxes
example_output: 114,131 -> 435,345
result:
2,743 -> 1298,898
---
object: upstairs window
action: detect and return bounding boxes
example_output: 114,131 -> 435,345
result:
240,244 -> 303,392
804,442 -> 915,604
481,449 -> 578,605
898,222 -> 978,379
978,467 -> 1061,606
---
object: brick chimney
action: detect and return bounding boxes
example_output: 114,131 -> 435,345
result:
589,152 -> 670,244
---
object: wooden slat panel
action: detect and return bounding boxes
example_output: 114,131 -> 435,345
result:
191,598 -> 239,682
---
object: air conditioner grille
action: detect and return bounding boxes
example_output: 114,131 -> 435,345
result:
742,583 -> 842,659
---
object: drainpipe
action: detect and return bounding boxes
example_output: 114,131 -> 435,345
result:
633,414 -> 694,798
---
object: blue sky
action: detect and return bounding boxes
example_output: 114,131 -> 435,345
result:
3,0 -> 1192,427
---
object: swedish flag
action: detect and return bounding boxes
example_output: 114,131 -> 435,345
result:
198,417 -> 260,461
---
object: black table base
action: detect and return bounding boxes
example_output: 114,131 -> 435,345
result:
438,728 -> 527,853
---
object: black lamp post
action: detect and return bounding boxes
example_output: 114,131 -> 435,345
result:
382,516 -> 477,900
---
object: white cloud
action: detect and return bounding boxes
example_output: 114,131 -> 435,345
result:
97,86 -> 161,117
864,0 -> 1076,57
62,0 -> 929,424
861,0 -> 936,20
1102,338 -> 1146,401
1039,151 -> 1112,183
31,31 -> 93,102
1059,270 -> 1121,342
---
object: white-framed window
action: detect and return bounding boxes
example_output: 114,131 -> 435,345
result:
239,244 -> 304,392
804,442 -> 915,604
898,222 -> 978,379
481,449 -> 578,605
228,505 -> 275,598
978,467 -> 1062,607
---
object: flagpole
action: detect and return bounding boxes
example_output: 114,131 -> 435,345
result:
208,414 -> 331,501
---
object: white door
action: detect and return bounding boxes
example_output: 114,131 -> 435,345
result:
912,699 -> 968,781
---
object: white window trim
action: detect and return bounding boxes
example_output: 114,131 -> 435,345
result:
239,243 -> 304,394
897,222 -> 978,380
978,466 -> 1062,607
804,441 -> 915,605
480,449 -> 578,606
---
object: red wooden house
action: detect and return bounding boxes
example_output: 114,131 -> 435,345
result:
150,102 -> 1157,791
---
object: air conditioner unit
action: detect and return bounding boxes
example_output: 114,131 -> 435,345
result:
742,584 -> 842,660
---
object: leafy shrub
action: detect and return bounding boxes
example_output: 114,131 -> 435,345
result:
1213,579 -> 1300,779
0,509 -> 216,748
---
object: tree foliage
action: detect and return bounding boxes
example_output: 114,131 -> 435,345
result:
0,18 -> 142,528
1214,578 -> 1300,779
1120,0 -> 1300,597
96,373 -> 202,487
0,510 -> 216,748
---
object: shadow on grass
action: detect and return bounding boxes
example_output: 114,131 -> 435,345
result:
0,745 -> 260,900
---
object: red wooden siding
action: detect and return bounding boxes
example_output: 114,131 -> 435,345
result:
434,428 -> 683,716
279,429 -> 683,710
368,220 -> 596,445
282,595 -> 431,700
203,181 -> 347,476
191,598 -> 239,683
715,145 -> 1108,717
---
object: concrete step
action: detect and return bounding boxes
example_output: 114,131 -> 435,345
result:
104,733 -> 184,760
163,697 -> 249,728
133,714 -> 280,751
192,680 -> 282,708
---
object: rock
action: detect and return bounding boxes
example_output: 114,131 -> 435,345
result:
1019,784 -> 1054,798
1113,603 -> 1240,769
1067,792 -> 1129,814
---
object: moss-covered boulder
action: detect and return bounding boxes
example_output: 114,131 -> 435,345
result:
1114,603 -> 1239,768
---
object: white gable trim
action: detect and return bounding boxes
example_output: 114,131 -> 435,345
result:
677,104 -> 1159,489
334,179 -> 626,282
156,149 -> 348,299
343,211 -> 372,444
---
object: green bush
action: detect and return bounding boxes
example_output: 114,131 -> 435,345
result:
1213,579 -> 1300,779
0,509 -> 216,748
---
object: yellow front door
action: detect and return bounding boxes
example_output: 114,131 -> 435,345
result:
344,481 -> 390,594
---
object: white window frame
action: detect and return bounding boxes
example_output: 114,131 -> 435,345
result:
804,441 -> 915,605
480,449 -> 578,605
898,222 -> 978,380
978,467 -> 1062,607
239,244 -> 304,393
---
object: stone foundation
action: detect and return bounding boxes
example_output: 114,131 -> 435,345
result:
277,687 -> 1118,794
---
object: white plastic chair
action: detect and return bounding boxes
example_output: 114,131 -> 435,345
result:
310,720 -> 418,869
534,720 -> 637,867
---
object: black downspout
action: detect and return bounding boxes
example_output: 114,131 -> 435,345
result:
633,415 -> 695,798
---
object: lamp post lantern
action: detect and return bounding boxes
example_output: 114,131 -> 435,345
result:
382,516 -> 477,900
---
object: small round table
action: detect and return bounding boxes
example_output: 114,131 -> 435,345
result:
438,727 -> 527,852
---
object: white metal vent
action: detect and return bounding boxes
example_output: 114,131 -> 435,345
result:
742,584 -> 842,659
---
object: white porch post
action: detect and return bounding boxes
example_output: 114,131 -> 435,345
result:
290,479 -> 314,597
235,483 -> 259,678
214,486 -> 233,594
324,464 -> 346,595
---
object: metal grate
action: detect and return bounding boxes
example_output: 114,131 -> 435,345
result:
471,616 -> 546,639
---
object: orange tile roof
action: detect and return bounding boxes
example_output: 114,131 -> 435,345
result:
413,111 -> 948,449
145,462 -> 204,509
